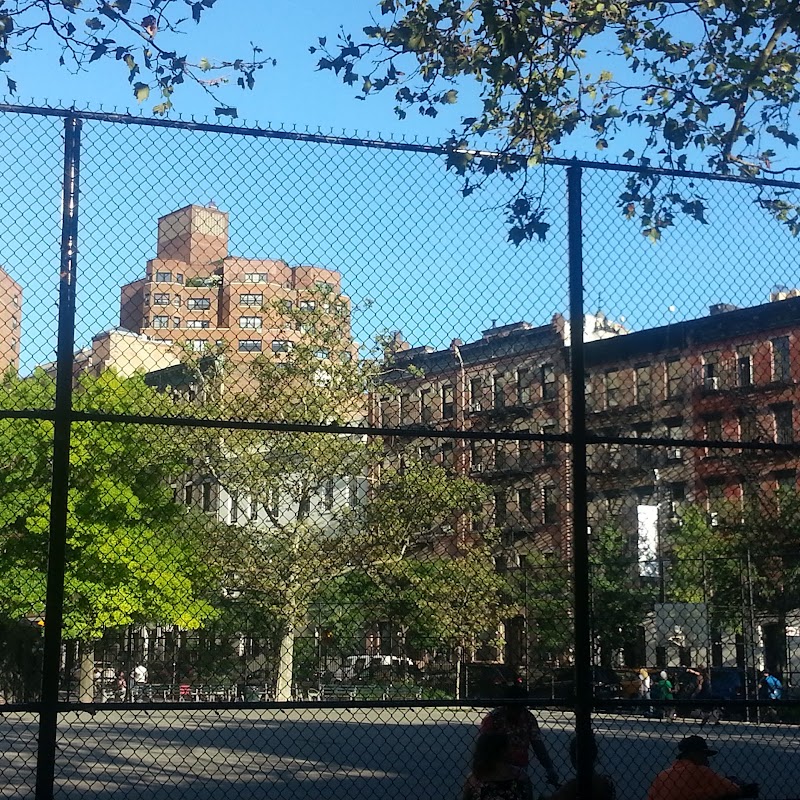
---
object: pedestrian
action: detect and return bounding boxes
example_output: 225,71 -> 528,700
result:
479,685 -> 560,791
132,663 -> 148,702
647,735 -> 758,800
758,669 -> 782,722
696,668 -> 721,727
115,669 -> 127,701
638,668 -> 653,716
652,671 -> 675,720
547,733 -> 615,800
462,732 -> 533,800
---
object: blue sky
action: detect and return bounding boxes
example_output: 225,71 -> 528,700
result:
3,0 -> 800,374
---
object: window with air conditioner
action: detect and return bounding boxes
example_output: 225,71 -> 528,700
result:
186,319 -> 210,329
153,293 -> 170,306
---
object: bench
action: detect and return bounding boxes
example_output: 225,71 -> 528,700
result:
322,684 -> 357,701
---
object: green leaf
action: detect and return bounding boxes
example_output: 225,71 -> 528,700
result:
198,56 -> 212,71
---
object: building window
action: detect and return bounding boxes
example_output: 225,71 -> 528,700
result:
155,271 -> 172,282
202,482 -> 213,513
173,317 -> 181,328
399,393 -> 410,424
299,300 -> 317,311
635,364 -> 651,405
239,316 -> 262,329
470,378 -> 484,411
324,479 -> 335,511
634,424 -> 653,467
518,488 -> 533,523
152,315 -> 169,329
183,483 -> 194,506
153,293 -> 170,305
774,404 -> 793,444
244,272 -> 269,283
702,352 -> 720,389
230,493 -> 240,524
494,491 -> 507,527
471,440 -> 484,469
271,339 -> 293,353
493,374 -> 506,409
442,384 -> 455,419
239,293 -> 263,307
186,320 -> 210,329
348,477 -> 359,509
238,340 -> 262,352
605,370 -> 622,408
705,480 -> 726,515
517,368 -> 531,405
542,425 -> 556,464
738,410 -> 757,443
187,298 -> 211,310
190,340 -> 207,352
541,363 -> 556,400
268,488 -> 280,519
542,486 -> 557,524
420,388 -> 434,424
704,415 -> 723,442
666,358 -> 683,398
737,346 -> 753,387
772,336 -> 791,382
176,273 -> 184,285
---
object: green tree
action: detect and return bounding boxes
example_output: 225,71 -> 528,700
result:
590,525 -> 650,665
0,370 -> 217,696
193,293 -> 489,700
0,0 -> 272,115
318,0 -> 800,240
671,493 -> 800,672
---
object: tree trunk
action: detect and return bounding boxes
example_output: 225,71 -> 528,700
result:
275,623 -> 295,701
79,643 -> 95,703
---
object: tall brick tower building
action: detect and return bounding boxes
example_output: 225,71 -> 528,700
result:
119,204 -> 348,381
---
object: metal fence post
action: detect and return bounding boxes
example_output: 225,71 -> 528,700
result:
567,162 -> 593,799
35,114 -> 82,800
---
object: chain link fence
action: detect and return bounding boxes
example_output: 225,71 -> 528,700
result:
1,104 -> 800,799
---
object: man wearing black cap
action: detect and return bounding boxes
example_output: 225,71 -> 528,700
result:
647,736 -> 757,800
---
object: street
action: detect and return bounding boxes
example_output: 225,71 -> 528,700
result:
0,708 -> 797,800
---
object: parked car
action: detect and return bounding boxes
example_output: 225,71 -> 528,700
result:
529,667 -> 623,702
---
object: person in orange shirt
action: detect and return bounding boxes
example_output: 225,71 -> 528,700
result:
647,737 -> 758,800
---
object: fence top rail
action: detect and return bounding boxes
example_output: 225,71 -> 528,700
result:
1,101 -> 799,190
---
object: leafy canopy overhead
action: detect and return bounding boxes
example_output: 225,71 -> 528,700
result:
0,0 -> 272,116
318,0 -> 800,240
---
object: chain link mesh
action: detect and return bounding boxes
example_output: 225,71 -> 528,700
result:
1,105 -> 799,799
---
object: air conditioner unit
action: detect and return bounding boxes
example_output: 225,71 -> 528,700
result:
472,463 -> 485,473
668,448 -> 683,460
470,402 -> 483,412
705,376 -> 720,390
709,511 -> 720,527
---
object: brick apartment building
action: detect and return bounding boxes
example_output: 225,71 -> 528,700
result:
379,294 -> 800,565
119,204 -> 349,388
0,266 -> 22,374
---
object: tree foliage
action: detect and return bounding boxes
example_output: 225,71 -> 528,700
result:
0,370 -> 216,641
0,0 -> 272,115
318,0 -> 800,241
192,295 -> 492,698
